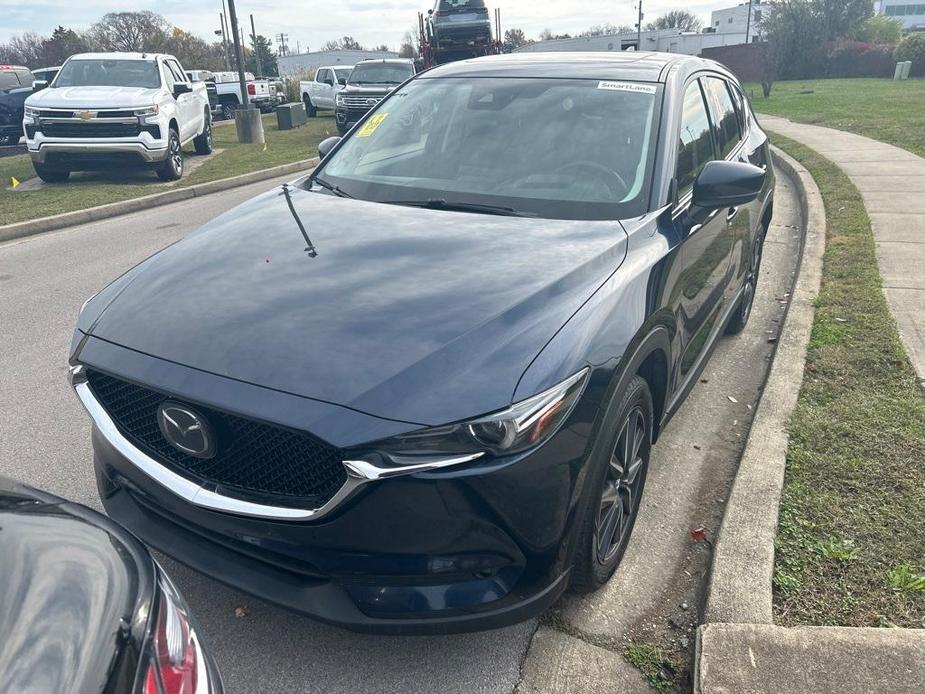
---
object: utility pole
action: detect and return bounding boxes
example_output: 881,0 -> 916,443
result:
218,13 -> 231,70
250,14 -> 263,77
636,1 -> 644,51
227,0 -> 264,143
745,0 -> 754,44
276,33 -> 289,57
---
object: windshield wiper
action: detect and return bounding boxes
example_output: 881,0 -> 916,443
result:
386,198 -> 536,218
311,176 -> 353,198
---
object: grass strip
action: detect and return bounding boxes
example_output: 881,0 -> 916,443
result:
0,114 -> 336,227
745,78 -> 925,159
771,134 -> 925,629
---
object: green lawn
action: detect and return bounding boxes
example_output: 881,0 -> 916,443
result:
0,114 -> 335,228
745,78 -> 925,158
772,135 -> 925,628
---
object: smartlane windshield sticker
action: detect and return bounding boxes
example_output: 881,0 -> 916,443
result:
597,81 -> 657,95
356,113 -> 389,137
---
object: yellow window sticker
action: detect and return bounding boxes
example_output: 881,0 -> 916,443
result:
356,113 -> 389,138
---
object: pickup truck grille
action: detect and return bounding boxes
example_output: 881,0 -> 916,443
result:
40,122 -> 146,139
340,95 -> 383,109
37,109 -> 137,119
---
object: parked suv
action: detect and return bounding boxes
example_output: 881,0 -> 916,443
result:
300,66 -> 354,117
0,64 -> 33,144
334,59 -> 415,134
70,53 -> 773,633
426,0 -> 493,49
23,53 -> 213,182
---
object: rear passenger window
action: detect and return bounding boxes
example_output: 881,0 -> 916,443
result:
703,77 -> 741,159
676,81 -> 714,196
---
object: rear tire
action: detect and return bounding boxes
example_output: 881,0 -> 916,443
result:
726,223 -> 767,335
193,112 -> 213,155
571,376 -> 653,593
220,101 -> 237,120
32,161 -> 70,183
303,96 -> 317,118
155,128 -> 183,182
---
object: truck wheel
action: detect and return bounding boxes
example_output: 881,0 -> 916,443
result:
193,112 -> 213,155
303,96 -> 317,118
155,128 -> 183,182
221,101 -> 237,120
32,162 -> 70,183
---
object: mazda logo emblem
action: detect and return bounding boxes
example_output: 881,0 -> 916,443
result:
157,402 -> 215,459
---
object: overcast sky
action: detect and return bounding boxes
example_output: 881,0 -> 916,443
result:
0,1 -> 725,50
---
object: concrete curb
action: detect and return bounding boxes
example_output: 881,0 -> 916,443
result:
702,146 -> 826,625
0,157 -> 319,244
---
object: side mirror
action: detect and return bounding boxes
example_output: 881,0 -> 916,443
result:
692,160 -> 766,209
32,79 -> 48,91
173,83 -> 192,98
338,77 -> 347,86
318,136 -> 342,159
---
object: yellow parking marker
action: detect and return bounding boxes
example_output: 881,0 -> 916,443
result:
10,176 -> 20,189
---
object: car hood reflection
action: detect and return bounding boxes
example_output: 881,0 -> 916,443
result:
86,187 -> 629,425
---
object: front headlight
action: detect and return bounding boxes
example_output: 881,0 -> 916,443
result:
23,106 -> 39,121
372,368 -> 590,462
134,105 -> 160,120
335,94 -> 346,106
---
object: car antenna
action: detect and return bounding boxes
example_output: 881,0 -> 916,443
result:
279,183 -> 317,257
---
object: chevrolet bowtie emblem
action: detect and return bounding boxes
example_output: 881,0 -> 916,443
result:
76,110 -> 96,120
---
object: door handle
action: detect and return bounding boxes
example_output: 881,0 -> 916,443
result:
726,207 -> 740,223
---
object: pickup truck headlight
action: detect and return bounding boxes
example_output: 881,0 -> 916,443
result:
335,94 -> 346,107
23,106 -> 39,122
134,105 -> 160,121
371,368 -> 590,463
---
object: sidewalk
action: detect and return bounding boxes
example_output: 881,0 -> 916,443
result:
759,115 -> 925,384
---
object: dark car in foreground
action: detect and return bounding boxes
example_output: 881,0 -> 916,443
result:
0,477 -> 222,693
334,58 -> 415,134
0,64 -> 33,144
70,52 -> 773,634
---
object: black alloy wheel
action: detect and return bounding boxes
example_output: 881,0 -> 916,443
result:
727,224 -> 766,335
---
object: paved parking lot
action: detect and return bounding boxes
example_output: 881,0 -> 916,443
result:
0,169 -> 802,693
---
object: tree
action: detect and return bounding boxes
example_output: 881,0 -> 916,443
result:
246,34 -> 278,76
165,28 -> 224,71
858,14 -> 902,44
398,42 -> 418,59
372,44 -> 390,53
578,23 -> 633,37
503,28 -> 529,50
321,36 -> 365,51
815,0 -> 873,42
538,29 -> 572,41
89,11 -> 169,52
40,26 -> 90,67
0,33 -> 45,68
762,1 -> 821,90
647,10 -> 703,32
895,33 -> 925,76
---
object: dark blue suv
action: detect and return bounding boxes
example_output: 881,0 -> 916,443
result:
70,52 -> 774,634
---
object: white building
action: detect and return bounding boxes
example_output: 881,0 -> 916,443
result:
710,0 -> 765,40
878,1 -> 925,30
514,28 -> 747,57
278,49 -> 398,79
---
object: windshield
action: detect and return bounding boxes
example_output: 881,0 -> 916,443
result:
335,68 -> 353,82
54,60 -> 161,89
348,64 -> 414,86
438,0 -> 487,10
318,77 -> 660,220
0,72 -> 23,90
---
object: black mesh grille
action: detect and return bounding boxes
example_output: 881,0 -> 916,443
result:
41,122 -> 142,138
86,370 -> 347,508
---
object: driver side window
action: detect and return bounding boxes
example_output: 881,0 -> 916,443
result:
676,80 -> 714,198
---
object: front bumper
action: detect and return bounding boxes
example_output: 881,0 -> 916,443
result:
70,341 -> 593,633
28,138 -> 169,164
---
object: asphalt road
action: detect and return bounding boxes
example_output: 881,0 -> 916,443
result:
0,169 -> 802,693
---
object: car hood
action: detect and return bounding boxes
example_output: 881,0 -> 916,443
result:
0,479 -> 152,694
342,84 -> 400,97
25,85 -> 161,109
84,188 -> 627,426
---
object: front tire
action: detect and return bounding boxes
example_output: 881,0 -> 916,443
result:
32,161 -> 70,183
303,96 -> 317,118
571,376 -> 653,592
193,112 -> 213,155
155,128 -> 183,182
726,223 -> 766,335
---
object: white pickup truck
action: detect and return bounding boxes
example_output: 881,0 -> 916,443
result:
211,71 -> 276,118
299,65 -> 353,117
23,52 -> 212,183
